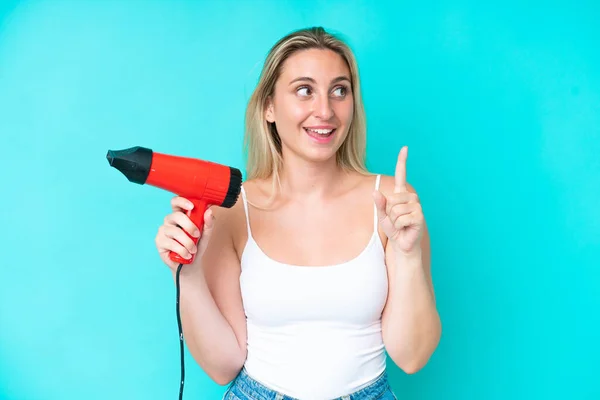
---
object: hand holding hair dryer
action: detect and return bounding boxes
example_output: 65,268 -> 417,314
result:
106,146 -> 243,264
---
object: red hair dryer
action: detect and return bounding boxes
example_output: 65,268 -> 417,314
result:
106,146 -> 243,264
107,145 -> 242,399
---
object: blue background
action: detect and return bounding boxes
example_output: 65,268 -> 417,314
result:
1,0 -> 599,399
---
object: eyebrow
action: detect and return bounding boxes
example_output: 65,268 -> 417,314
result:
289,76 -> 351,85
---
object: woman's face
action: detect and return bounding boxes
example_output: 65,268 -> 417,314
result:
266,48 -> 354,164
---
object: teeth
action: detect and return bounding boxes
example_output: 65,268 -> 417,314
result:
307,128 -> 334,135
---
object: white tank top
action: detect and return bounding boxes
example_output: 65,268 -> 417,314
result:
238,175 -> 389,399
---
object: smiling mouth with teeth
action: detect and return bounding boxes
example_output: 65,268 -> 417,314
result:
304,127 -> 336,139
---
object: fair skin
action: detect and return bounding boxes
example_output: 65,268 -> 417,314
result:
155,48 -> 441,385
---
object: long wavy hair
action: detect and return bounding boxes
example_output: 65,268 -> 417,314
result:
243,27 -> 370,202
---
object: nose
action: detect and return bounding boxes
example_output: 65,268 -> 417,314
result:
313,94 -> 334,120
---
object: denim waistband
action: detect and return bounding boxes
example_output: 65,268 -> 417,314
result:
224,367 -> 392,400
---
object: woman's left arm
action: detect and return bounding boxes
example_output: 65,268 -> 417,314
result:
373,146 -> 442,374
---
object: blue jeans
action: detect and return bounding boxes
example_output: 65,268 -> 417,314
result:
223,368 -> 397,400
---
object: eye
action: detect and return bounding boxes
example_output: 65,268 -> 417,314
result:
332,85 -> 348,98
296,86 -> 312,96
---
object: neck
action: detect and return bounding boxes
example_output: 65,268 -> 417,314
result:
277,152 -> 346,200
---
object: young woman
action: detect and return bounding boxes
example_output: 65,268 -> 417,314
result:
154,26 -> 441,400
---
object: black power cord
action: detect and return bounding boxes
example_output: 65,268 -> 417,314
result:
175,263 -> 185,400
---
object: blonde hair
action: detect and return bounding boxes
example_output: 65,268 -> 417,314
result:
243,26 -> 370,200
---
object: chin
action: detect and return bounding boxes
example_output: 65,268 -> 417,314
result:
302,150 -> 338,164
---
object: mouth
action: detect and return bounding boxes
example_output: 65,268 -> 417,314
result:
304,127 -> 336,143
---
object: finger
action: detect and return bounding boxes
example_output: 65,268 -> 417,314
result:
390,204 -> 423,229
388,203 -> 413,223
171,196 -> 194,213
164,211 -> 200,238
161,225 -> 198,254
372,190 -> 388,222
394,146 -> 408,193
157,233 -> 194,260
385,192 -> 418,215
391,212 -> 417,231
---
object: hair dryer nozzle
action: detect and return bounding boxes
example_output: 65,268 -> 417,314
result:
106,146 -> 153,184
223,167 -> 243,208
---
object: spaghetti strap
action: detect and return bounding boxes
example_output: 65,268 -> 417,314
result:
373,174 -> 381,231
240,186 -> 252,238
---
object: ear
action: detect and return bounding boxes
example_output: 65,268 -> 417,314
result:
265,96 -> 275,123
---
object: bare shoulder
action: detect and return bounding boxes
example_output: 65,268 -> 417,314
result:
207,183 -> 249,261
211,177 -> 278,259
209,185 -> 247,224
240,177 -> 278,205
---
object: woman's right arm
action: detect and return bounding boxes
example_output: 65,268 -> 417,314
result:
155,196 -> 247,385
